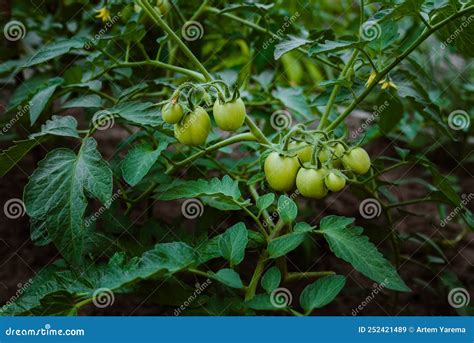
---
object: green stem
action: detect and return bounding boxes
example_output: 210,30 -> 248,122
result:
166,132 -> 258,173
245,251 -> 268,301
137,0 -> 213,82
318,50 -> 359,129
244,116 -> 272,145
326,5 -> 474,131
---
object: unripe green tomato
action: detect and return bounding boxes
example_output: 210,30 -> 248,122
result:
162,103 -> 183,124
318,143 -> 345,167
264,152 -> 300,192
342,147 -> 371,175
289,141 -> 312,163
325,172 -> 346,192
174,107 -> 211,146
296,168 -> 328,199
212,98 -> 246,131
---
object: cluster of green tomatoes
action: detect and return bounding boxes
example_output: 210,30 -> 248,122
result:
265,135 -> 371,199
161,82 -> 371,199
161,81 -> 247,145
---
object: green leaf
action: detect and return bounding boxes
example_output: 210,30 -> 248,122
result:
211,269 -> 244,289
272,87 -> 311,119
22,37 -> 87,68
30,115 -> 79,139
377,92 -> 404,133
274,36 -> 310,60
29,77 -> 64,125
218,222 -> 248,266
1,242 -> 196,315
121,139 -> 171,186
308,40 -> 364,55
62,95 -> 102,109
108,101 -> 163,127
299,275 -> 346,312
261,267 -> 281,293
278,195 -> 298,223
0,138 -> 47,177
320,215 -> 410,292
155,175 -> 246,210
257,193 -> 275,211
24,138 -> 112,265
268,232 -> 306,259
245,294 -> 277,310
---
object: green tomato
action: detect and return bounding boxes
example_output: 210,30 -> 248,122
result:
162,102 -> 183,124
296,168 -> 328,199
264,152 -> 300,192
289,141 -> 312,163
318,143 -> 345,167
174,107 -> 211,146
324,171 -> 346,192
342,147 -> 371,175
212,97 -> 246,131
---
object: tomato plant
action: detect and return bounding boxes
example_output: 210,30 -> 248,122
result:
0,0 -> 472,316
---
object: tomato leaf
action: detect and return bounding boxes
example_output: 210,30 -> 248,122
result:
268,232 -> 306,259
299,275 -> 346,312
211,269 -> 244,289
24,138 -> 112,265
320,215 -> 410,292
277,195 -> 298,223
261,266 -> 281,293
218,222 -> 248,266
30,115 -> 79,139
